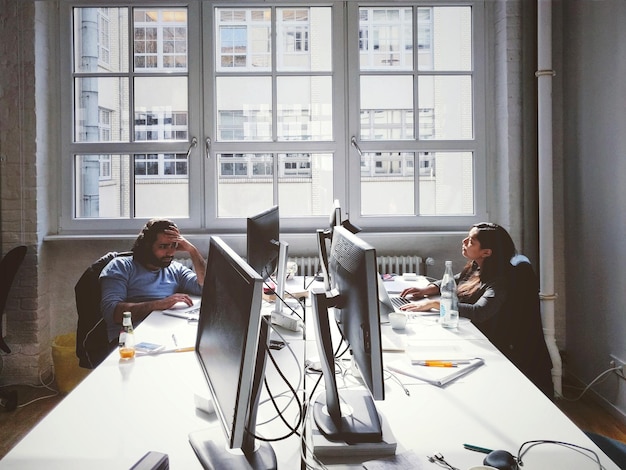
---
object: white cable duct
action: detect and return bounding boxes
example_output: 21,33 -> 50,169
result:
536,0 -> 562,396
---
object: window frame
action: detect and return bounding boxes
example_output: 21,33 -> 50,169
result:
346,1 -> 487,230
58,0 -> 487,235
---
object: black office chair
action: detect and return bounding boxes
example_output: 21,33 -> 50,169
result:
0,245 -> 27,354
473,254 -> 554,398
0,245 -> 28,411
75,251 -> 132,369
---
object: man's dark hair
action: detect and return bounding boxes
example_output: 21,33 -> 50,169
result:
132,219 -> 177,266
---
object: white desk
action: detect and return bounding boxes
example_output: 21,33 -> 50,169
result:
1,292 -> 621,470
0,305 -> 305,470
307,313 -> 621,469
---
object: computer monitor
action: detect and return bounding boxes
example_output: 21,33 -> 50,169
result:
310,226 -> 384,444
316,200 -> 362,291
189,236 -> 277,469
246,205 -> 289,316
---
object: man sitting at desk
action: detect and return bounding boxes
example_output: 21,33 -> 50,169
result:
100,219 -> 206,343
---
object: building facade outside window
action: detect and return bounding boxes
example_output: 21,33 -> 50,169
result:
60,1 -> 486,232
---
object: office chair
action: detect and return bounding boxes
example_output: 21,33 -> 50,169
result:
472,254 -> 554,398
0,245 -> 28,412
75,251 -> 132,369
0,245 -> 27,354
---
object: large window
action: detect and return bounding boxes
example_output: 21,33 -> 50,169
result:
60,1 -> 485,232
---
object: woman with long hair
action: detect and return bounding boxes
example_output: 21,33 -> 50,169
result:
400,223 -> 554,396
399,222 -> 516,324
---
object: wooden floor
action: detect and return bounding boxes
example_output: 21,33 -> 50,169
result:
0,377 -> 625,462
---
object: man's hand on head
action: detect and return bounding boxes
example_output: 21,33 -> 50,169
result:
163,227 -> 193,253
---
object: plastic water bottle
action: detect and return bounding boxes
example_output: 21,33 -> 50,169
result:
440,261 -> 459,328
118,311 -> 136,359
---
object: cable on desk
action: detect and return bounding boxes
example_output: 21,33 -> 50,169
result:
516,440 -> 605,470
427,453 -> 460,470
383,368 -> 411,396
264,277 -> 305,322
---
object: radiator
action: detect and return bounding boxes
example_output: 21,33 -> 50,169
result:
178,254 -> 424,277
289,254 -> 423,277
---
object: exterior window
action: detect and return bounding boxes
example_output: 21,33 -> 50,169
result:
99,155 -> 112,180
134,9 -> 188,70
213,6 -> 334,219
61,1 -> 485,232
68,7 -> 190,222
98,9 -> 111,65
355,5 -> 479,220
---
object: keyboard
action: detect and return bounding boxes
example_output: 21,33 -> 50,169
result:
162,307 -> 200,321
390,296 -> 411,309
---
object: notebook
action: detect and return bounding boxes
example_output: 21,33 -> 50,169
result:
388,357 -> 484,387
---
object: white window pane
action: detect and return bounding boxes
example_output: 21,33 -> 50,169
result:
217,77 -> 272,141
135,174 -> 189,218
418,7 -> 472,71
217,153 -> 274,217
75,154 -> 130,218
134,8 -> 188,72
216,8 -> 271,71
134,77 -> 188,142
277,76 -> 333,141
360,152 -> 414,216
75,78 -> 129,142
75,154 -> 190,219
419,152 -> 474,215
277,7 -> 332,72
360,76 -> 413,140
278,153 -> 333,216
359,7 -> 413,70
74,7 -> 129,73
419,75 -> 473,140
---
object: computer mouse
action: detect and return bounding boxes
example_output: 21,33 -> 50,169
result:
483,449 -> 518,470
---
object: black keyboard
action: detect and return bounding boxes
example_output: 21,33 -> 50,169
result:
390,296 -> 411,308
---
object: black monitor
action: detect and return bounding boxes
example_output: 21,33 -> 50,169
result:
189,236 -> 276,469
316,200 -> 362,291
247,205 -> 289,316
310,226 -> 384,444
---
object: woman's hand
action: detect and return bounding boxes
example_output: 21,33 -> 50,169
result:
401,286 -> 426,299
400,298 -> 440,312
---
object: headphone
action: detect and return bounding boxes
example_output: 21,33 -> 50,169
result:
482,440 -> 604,470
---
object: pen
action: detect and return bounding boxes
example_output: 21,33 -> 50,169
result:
172,333 -> 178,347
463,443 -> 493,454
413,360 -> 470,367
155,346 -> 195,354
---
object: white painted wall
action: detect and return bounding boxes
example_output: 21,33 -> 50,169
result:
559,0 -> 626,420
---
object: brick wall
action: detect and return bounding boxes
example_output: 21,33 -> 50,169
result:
0,1 -> 52,384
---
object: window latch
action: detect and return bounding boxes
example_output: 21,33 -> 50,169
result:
186,137 -> 198,159
351,136 -> 363,157
205,137 -> 212,159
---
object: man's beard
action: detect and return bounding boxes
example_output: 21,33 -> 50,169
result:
148,253 -> 173,268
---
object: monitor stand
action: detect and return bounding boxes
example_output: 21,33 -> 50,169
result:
272,240 -> 289,316
189,428 -> 277,470
312,388 -> 382,444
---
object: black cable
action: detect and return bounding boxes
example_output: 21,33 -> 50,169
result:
516,439 -> 605,469
249,345 -> 305,443
263,277 -> 304,322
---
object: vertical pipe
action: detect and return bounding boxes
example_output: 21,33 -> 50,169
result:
537,0 -> 562,396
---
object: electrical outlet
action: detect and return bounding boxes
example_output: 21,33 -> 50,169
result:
609,354 -> 626,378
